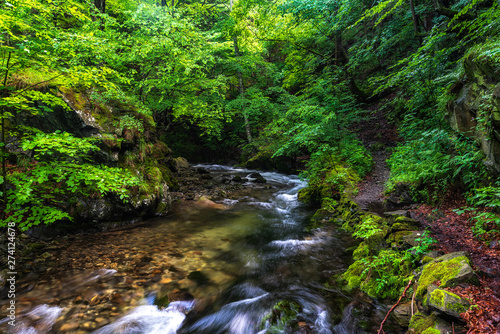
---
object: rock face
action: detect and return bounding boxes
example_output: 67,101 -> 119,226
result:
11,87 -> 174,236
447,50 -> 500,173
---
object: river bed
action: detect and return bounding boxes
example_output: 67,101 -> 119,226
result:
1,165 -> 397,333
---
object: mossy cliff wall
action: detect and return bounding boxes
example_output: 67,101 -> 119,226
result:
448,45 -> 500,173
10,86 -> 175,235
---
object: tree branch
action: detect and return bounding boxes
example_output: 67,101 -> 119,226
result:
377,279 -> 413,334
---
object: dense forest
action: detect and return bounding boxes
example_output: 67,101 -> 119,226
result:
1,0 -> 500,332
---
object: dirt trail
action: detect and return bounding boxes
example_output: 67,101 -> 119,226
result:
351,105 -> 399,213
353,150 -> 390,212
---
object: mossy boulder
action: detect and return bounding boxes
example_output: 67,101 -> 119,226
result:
342,261 -> 365,292
424,285 -> 470,320
408,311 -> 455,334
403,231 -> 427,248
416,252 -> 479,299
407,313 -> 437,334
173,157 -> 190,171
386,231 -> 413,249
352,242 -> 370,260
448,42 -> 500,174
391,216 -> 420,231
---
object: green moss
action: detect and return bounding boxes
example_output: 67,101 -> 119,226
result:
422,328 -> 440,334
416,256 -> 470,298
261,300 -> 302,333
353,242 -> 369,260
426,288 -> 470,314
342,261 -> 365,291
427,288 -> 445,307
421,256 -> 434,264
408,313 -> 436,333
161,167 -> 178,190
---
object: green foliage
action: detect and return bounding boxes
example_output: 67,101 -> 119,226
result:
2,132 -> 139,230
345,249 -> 414,299
117,115 -> 145,134
353,216 -> 384,239
452,187 -> 500,239
387,130 -> 486,203
410,230 -> 438,257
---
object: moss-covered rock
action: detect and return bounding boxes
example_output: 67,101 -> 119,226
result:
416,252 -> 479,299
403,231 -> 427,248
407,312 -> 455,334
173,157 -> 190,170
407,312 -> 437,334
424,285 -> 470,320
448,42 -> 500,174
352,242 -> 370,260
342,261 -> 365,292
391,216 -> 420,231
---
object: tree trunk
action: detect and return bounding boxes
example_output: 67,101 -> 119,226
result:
409,0 -> 419,35
230,0 -> 252,143
94,0 -> 105,13
1,49 -> 11,220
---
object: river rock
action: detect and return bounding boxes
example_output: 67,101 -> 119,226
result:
196,168 -> 210,174
232,176 -> 247,183
60,322 -> 80,331
390,216 -> 420,231
187,271 -> 210,285
402,231 -> 427,247
392,301 -> 418,327
195,196 -> 226,210
173,157 -> 190,170
425,285 -> 470,320
248,172 -> 267,183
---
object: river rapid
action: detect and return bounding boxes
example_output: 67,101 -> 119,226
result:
1,165 -> 395,334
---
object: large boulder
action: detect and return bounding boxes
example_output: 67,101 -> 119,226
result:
173,157 -> 190,170
416,252 -> 479,299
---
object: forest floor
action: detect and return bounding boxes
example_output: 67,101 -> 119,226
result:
353,105 -> 500,333
412,201 -> 500,333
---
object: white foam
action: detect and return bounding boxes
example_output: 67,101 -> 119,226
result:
13,305 -> 63,334
94,302 -> 193,334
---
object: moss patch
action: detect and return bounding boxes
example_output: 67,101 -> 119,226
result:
408,313 -> 436,333
422,328 -> 440,334
353,242 -> 370,260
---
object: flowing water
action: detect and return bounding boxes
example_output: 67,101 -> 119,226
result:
0,166 -> 395,334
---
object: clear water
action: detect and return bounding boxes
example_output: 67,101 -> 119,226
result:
1,166 -> 386,334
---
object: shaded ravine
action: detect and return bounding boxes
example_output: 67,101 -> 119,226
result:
0,165 -> 395,333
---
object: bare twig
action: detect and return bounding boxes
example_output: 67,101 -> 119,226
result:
377,279 -> 413,334
411,290 -> 416,316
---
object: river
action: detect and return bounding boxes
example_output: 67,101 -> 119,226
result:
1,165 -> 396,333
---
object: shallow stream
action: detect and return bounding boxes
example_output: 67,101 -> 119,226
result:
1,165 -> 397,333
